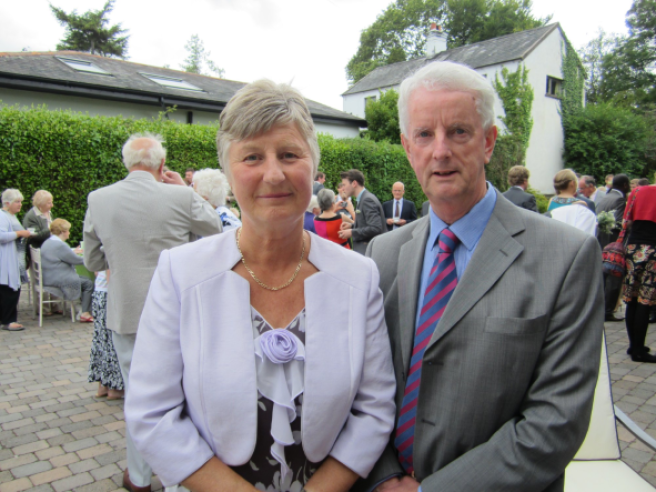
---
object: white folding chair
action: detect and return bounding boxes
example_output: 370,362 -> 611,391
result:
29,246 -> 75,327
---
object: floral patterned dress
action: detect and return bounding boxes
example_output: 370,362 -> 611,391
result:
230,307 -> 323,492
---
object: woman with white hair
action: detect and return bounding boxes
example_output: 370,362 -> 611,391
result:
193,168 -> 242,232
314,189 -> 352,249
22,190 -> 54,248
0,189 -> 32,331
303,194 -> 319,233
126,79 -> 395,492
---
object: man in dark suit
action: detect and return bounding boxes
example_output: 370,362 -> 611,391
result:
502,165 -> 538,212
383,182 -> 418,231
338,169 -> 386,254
361,61 -> 602,492
312,171 -> 325,195
597,174 -> 631,323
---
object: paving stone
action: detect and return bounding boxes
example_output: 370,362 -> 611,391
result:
29,485 -> 55,492
89,464 -> 120,481
0,477 -> 32,492
51,471 -> 94,492
73,478 -> 119,492
10,459 -> 51,478
69,459 -> 100,474
46,433 -> 75,446
94,450 -> 124,467
62,438 -> 98,453
12,440 -> 49,456
0,453 -> 36,471
0,471 -> 13,484
35,446 -> 64,461
49,452 -> 80,468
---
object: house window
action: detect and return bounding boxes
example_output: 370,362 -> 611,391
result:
140,73 -> 203,92
364,95 -> 377,111
56,57 -> 111,75
546,76 -> 563,98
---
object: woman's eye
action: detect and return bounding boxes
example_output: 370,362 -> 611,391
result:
244,155 -> 258,162
283,152 -> 298,159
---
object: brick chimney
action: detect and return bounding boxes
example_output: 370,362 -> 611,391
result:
425,23 -> 448,56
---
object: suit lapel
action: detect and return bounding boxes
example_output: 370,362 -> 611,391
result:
398,218 -> 430,372
427,196 -> 525,349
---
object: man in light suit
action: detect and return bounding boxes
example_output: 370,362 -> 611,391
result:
383,182 -> 418,231
83,134 -> 221,492
502,165 -> 538,212
597,174 -> 631,323
362,61 -> 603,492
338,169 -> 386,254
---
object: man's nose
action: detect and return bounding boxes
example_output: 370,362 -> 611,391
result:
431,132 -> 452,161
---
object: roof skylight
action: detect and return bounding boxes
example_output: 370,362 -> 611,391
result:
57,57 -> 111,75
140,73 -> 203,92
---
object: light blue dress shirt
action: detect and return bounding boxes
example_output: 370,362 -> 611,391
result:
415,184 -> 497,329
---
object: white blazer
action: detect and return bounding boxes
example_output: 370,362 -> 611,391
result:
125,230 -> 397,487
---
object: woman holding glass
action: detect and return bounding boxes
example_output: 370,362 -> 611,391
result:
126,80 -> 396,492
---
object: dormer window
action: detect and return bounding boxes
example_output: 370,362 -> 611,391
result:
546,76 -> 563,99
56,57 -> 111,75
140,73 -> 203,92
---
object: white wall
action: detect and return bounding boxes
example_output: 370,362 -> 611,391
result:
315,122 -> 360,139
343,87 -> 391,119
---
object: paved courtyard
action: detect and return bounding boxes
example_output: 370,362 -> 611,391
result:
0,289 -> 655,491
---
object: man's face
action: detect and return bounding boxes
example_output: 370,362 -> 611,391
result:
392,183 -> 405,200
318,176 -> 326,184
606,176 -> 614,187
401,88 -> 497,214
185,171 -> 194,184
578,178 -> 593,198
341,178 -> 356,198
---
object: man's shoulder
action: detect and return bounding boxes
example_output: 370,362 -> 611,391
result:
363,190 -> 383,206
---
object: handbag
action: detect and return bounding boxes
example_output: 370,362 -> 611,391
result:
601,188 -> 638,277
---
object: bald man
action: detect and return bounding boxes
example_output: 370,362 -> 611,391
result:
383,182 -> 417,231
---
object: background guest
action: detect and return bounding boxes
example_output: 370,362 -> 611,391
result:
88,270 -> 124,400
0,189 -> 32,331
596,174 -> 614,203
335,182 -> 356,220
22,190 -> 54,248
502,165 -> 537,212
623,184 -> 656,362
383,182 -> 417,231
41,219 -> 94,322
193,168 -> 242,232
304,195 -> 320,233
184,167 -> 195,187
548,169 -> 590,211
314,189 -> 352,249
313,171 -> 326,195
578,175 -> 599,203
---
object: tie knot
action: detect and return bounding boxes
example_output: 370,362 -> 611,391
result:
438,229 -> 459,254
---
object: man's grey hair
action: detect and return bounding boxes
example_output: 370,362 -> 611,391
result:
216,79 -> 320,180
193,168 -> 231,208
317,189 -> 335,212
398,61 -> 497,136
2,189 -> 23,205
581,175 -> 596,188
122,133 -> 167,171
307,194 -> 319,214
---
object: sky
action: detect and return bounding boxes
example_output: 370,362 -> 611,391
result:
0,0 -> 636,110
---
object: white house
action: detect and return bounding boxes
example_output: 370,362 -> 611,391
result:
342,23 -> 577,194
0,51 -> 365,139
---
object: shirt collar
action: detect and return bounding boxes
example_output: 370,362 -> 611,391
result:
356,188 -> 366,202
427,183 -> 497,252
33,207 -> 50,219
51,235 -> 63,242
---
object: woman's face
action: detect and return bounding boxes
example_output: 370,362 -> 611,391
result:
7,200 -> 22,215
40,197 -> 54,213
227,124 -> 314,227
60,229 -> 70,241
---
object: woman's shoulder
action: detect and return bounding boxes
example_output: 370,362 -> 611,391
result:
309,233 -> 378,289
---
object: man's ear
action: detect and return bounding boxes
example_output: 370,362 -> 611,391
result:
483,126 -> 498,165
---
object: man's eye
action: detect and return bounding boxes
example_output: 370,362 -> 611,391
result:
453,128 -> 467,135
417,131 -> 432,139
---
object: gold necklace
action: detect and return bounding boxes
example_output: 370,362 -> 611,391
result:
236,228 -> 305,291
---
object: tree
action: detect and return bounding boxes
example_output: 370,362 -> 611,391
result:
364,90 -> 401,144
50,0 -> 128,58
577,30 -> 617,105
180,35 -> 225,78
446,0 -> 549,48
563,103 -> 652,180
345,0 -> 549,84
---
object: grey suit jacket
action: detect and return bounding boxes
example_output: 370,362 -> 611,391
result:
40,236 -> 83,299
352,189 -> 386,254
502,186 -> 538,212
362,191 -> 603,492
596,189 -> 626,249
83,171 -> 221,335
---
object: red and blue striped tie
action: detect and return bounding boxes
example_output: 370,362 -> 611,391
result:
395,228 -> 459,474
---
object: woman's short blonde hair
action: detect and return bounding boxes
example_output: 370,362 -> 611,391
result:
2,189 -> 23,205
50,218 -> 71,235
553,169 -> 577,194
216,79 -> 320,180
32,190 -> 53,208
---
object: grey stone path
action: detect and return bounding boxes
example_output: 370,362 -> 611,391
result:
1,288 -> 656,490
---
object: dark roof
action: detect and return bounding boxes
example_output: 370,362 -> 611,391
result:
343,23 -> 560,95
0,51 -> 365,125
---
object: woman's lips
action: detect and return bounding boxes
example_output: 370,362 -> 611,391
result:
258,192 -> 292,199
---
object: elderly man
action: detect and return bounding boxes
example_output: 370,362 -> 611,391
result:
578,175 -> 599,202
83,134 -> 221,492
383,182 -> 418,231
362,61 -> 603,492
502,165 -> 537,212
338,169 -> 386,254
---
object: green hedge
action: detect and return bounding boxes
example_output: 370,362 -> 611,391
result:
0,105 -> 218,243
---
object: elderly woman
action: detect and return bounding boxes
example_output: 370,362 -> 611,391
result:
126,80 -> 396,492
193,168 -> 242,232
0,189 -> 32,331
313,189 -> 352,249
40,219 -> 94,322
22,190 -> 54,248
303,195 -> 319,233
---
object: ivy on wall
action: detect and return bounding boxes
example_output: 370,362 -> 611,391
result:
488,64 -> 534,191
561,38 -> 585,123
